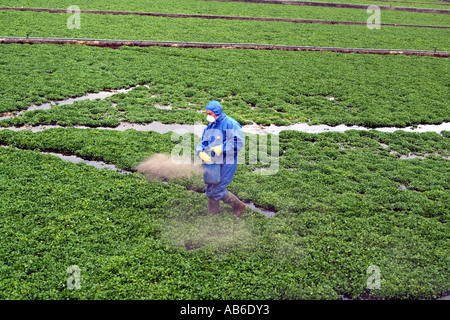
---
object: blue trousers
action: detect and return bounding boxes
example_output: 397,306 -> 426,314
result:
205,162 -> 237,201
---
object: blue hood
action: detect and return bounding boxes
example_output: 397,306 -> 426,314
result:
205,100 -> 222,116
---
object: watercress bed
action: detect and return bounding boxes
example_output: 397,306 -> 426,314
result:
0,128 -> 448,299
4,0 -> 450,25
0,45 -> 448,127
1,10 -> 448,52
0,0 -> 448,300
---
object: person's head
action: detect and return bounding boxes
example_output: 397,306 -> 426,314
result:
205,100 -> 222,123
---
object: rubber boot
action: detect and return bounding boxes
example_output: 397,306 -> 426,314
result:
222,191 -> 246,218
208,197 -> 220,215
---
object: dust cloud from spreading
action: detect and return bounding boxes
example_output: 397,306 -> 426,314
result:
135,153 -> 202,181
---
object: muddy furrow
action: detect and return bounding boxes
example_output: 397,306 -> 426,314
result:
201,0 -> 450,14
0,7 -> 448,29
1,37 -> 449,57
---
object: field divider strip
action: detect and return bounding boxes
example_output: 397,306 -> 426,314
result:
0,7 -> 448,28
1,37 -> 449,57
201,0 -> 450,14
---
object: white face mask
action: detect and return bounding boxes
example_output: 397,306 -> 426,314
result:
207,115 -> 216,123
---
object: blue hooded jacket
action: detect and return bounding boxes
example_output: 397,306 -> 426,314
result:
196,100 -> 245,200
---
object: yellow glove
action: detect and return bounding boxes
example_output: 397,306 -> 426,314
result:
211,145 -> 223,156
199,151 -> 212,164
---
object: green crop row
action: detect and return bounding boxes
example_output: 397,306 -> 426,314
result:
0,81 -> 209,127
0,128 -> 450,221
1,0 -> 448,302
0,127 -> 448,219
235,130 -> 450,219
0,128 -> 179,170
0,128 -> 448,299
260,0 -> 449,9
5,0 -> 449,18
0,99 -> 123,128
1,11 -> 448,51
0,44 -> 448,128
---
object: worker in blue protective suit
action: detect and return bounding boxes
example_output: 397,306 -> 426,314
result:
196,100 -> 246,217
